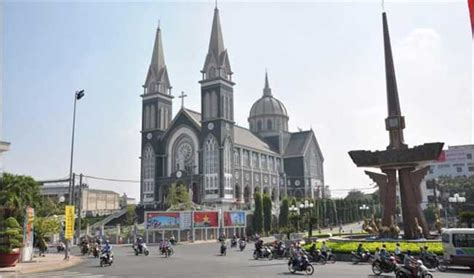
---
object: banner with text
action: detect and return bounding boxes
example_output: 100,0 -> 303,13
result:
223,211 -> 246,227
65,205 -> 75,240
193,211 -> 219,228
146,212 -> 180,230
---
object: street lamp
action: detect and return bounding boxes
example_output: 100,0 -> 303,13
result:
449,193 -> 466,227
300,200 -> 314,237
65,89 -> 85,260
289,205 -> 299,232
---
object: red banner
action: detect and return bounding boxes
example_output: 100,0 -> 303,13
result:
436,150 -> 446,162
193,211 -> 219,228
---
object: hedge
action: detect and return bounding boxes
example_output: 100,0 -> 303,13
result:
304,240 -> 443,255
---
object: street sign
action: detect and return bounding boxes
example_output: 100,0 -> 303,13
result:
65,205 -> 75,240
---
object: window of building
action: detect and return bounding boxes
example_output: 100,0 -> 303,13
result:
467,153 -> 472,160
204,136 -> 219,196
234,149 -> 240,166
438,164 -> 450,169
142,145 -> 155,194
469,166 -> 474,172
267,119 -> 272,130
457,167 -> 463,173
257,121 -> 262,131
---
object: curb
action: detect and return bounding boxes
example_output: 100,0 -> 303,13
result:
0,256 -> 83,275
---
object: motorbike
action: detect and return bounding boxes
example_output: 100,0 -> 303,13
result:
239,240 -> 246,251
253,246 -> 273,260
92,245 -> 100,258
272,244 -> 288,259
81,243 -> 90,256
323,249 -> 337,264
134,243 -> 150,256
395,260 -> 433,278
351,251 -> 374,264
372,257 -> 398,276
288,255 -> 314,275
160,246 -> 174,257
420,254 -> 440,270
309,250 -> 327,265
100,251 -> 114,267
57,242 -> 65,253
230,239 -> 237,248
220,244 -> 227,256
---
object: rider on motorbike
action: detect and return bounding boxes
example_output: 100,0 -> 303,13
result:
321,241 -> 328,258
136,237 -> 144,253
402,250 -> 417,276
102,240 -> 112,261
356,243 -> 364,259
255,239 -> 263,256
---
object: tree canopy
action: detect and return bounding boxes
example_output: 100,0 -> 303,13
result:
165,183 -> 192,210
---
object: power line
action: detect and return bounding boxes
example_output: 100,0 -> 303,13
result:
82,175 -> 140,183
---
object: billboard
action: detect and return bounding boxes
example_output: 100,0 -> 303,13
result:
180,211 -> 192,230
224,211 -> 246,227
146,212 -> 180,229
193,211 -> 219,228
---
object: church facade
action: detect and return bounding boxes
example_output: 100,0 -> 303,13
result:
140,7 -> 325,210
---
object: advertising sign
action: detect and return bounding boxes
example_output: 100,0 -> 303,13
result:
65,205 -> 75,240
180,212 -> 192,230
21,207 -> 34,262
223,211 -> 246,227
146,212 -> 180,229
193,211 -> 219,228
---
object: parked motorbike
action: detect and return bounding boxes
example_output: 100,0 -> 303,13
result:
288,255 -> 314,275
134,243 -> 150,256
395,260 -> 433,278
239,240 -> 246,251
100,251 -> 114,267
372,257 -> 398,276
253,246 -> 273,260
351,251 -> 374,264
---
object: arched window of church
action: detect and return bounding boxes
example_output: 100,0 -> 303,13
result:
234,149 -> 240,166
257,121 -> 262,131
204,93 -> 210,119
208,66 -> 215,79
144,106 -> 149,130
267,119 -> 272,130
142,145 -> 155,195
211,92 -> 218,118
204,135 -> 219,196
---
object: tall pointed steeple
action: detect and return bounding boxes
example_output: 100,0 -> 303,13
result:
201,6 -> 232,81
144,22 -> 172,95
382,12 -> 407,150
263,70 -> 272,97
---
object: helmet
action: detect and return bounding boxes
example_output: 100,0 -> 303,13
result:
105,240 -> 110,244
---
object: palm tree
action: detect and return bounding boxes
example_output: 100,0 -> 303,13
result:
0,173 -> 40,221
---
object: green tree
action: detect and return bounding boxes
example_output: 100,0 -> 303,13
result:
0,173 -> 40,222
0,217 -> 23,254
125,204 -> 137,225
263,193 -> 272,235
278,198 -> 289,229
253,192 -> 263,234
459,211 -> 474,228
36,197 -> 65,217
165,183 -> 192,210
34,217 -> 61,237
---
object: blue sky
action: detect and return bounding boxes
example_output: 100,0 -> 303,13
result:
2,0 -> 472,200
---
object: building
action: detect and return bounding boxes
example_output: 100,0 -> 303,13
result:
420,144 -> 474,209
40,184 -> 121,217
139,6 -> 325,209
120,193 -> 136,208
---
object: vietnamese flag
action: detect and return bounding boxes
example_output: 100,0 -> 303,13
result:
469,0 -> 474,35
193,211 -> 219,228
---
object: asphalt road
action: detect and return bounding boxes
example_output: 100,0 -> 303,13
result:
5,243 -> 473,278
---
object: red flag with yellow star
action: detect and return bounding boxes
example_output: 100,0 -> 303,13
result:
193,211 -> 219,228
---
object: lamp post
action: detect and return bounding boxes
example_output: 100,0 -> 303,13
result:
289,205 -> 299,232
65,89 -> 85,260
299,200 -> 314,237
449,193 -> 466,227
359,204 -> 370,219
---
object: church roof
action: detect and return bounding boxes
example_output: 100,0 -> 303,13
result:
283,131 -> 313,157
180,108 -> 278,155
249,72 -> 288,119
234,126 -> 279,155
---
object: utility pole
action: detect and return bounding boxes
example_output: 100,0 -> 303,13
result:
76,174 -> 83,244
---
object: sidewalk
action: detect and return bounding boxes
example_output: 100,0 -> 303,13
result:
0,254 -> 83,275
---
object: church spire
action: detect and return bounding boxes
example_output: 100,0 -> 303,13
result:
382,12 -> 407,150
263,70 -> 272,97
201,6 -> 232,81
144,21 -> 172,95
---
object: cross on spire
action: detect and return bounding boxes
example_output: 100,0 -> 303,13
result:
179,91 -> 188,108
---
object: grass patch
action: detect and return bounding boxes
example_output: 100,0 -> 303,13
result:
304,240 -> 443,255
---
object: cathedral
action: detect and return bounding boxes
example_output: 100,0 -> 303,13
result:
140,6 -> 325,210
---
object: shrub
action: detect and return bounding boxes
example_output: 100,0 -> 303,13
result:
0,217 -> 23,254
304,240 -> 442,255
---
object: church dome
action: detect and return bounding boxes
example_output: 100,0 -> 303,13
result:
249,95 -> 288,119
248,72 -> 289,135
